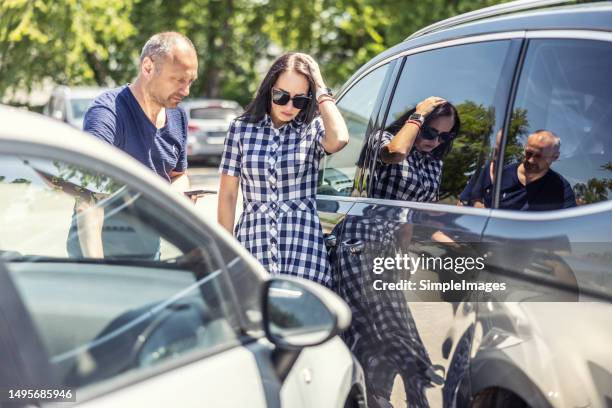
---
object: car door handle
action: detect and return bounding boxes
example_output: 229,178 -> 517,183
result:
342,239 -> 364,255
324,233 -> 337,248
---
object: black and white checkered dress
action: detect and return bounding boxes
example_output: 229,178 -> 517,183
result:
372,131 -> 443,202
219,115 -> 331,287
334,206 -> 434,406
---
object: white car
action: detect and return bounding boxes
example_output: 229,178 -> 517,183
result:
42,86 -> 110,129
0,106 -> 366,408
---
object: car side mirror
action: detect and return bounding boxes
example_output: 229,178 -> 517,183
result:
262,276 -> 351,349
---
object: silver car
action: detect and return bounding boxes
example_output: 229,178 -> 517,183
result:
316,1 -> 612,407
181,99 -> 243,161
0,106 -> 366,408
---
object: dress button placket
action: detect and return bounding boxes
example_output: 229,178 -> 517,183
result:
268,128 -> 280,274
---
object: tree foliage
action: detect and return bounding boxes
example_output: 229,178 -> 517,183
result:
0,0 -> 135,97
1,0 -> 509,105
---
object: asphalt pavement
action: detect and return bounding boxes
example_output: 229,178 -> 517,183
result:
188,161 -> 242,225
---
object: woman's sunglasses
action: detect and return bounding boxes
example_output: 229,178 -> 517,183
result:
271,88 -> 311,110
421,125 -> 455,143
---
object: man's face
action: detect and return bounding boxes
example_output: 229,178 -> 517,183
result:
523,134 -> 558,174
146,46 -> 198,108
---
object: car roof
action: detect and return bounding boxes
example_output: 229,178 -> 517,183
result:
341,1 -> 612,92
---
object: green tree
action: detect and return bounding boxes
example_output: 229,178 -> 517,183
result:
263,0 -> 509,90
0,0 -> 135,99
1,0 -> 511,106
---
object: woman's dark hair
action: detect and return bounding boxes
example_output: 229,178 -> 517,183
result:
240,53 -> 317,124
385,102 -> 461,160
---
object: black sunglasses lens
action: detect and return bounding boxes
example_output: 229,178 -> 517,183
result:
292,96 -> 310,110
272,89 -> 290,105
421,126 -> 453,142
421,127 -> 438,140
441,133 -> 454,143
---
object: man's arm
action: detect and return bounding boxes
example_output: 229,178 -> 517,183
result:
75,103 -> 118,258
75,196 -> 104,258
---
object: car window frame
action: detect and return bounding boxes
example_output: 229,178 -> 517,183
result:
367,34 -> 525,207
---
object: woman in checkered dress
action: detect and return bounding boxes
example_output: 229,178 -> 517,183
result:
217,53 -> 349,287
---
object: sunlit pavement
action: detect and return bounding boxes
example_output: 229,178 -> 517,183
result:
188,162 -> 242,225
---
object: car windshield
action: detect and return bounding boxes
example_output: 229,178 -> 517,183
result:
70,98 -> 94,120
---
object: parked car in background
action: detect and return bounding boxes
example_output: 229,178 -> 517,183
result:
42,86 -> 109,130
0,105 -> 366,408
181,99 -> 243,162
316,1 -> 612,407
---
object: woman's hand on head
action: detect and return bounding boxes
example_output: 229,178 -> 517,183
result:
299,53 -> 326,89
415,96 -> 447,117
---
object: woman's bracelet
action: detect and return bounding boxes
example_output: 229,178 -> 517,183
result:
405,119 -> 422,129
318,96 -> 335,105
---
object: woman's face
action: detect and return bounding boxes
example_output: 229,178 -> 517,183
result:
270,70 -> 310,127
414,115 -> 455,153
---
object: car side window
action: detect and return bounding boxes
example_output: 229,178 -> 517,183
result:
0,155 -> 242,389
502,38 -> 612,210
372,40 -> 517,205
317,64 -> 390,197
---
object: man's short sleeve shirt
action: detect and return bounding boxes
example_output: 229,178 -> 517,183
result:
83,85 -> 188,181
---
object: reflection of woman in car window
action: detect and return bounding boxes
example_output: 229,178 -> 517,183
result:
374,97 -> 460,202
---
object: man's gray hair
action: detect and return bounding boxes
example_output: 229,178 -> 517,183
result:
139,32 -> 196,66
533,129 -> 561,153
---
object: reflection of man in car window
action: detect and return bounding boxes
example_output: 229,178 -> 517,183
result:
373,97 -> 460,202
460,130 -> 576,211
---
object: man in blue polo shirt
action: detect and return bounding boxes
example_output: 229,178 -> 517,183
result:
68,32 -> 198,259
460,130 -> 576,211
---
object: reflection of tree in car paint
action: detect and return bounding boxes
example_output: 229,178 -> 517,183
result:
9,178 -> 31,184
0,175 -> 31,184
